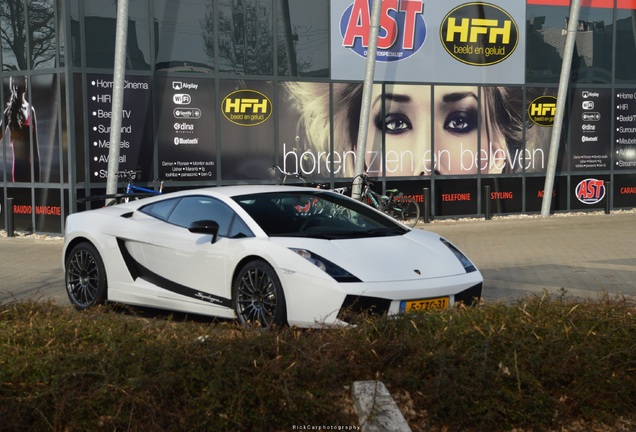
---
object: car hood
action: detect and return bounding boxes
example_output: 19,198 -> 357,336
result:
270,229 -> 470,282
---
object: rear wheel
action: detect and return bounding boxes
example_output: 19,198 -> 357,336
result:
65,242 -> 108,310
391,197 -> 420,227
233,260 -> 287,328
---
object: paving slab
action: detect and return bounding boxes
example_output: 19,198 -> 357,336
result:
422,212 -> 636,303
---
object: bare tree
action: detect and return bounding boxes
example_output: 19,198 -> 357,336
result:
207,0 -> 273,75
1,0 -> 56,71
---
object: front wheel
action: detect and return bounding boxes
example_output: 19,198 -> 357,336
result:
65,242 -> 108,310
233,260 -> 287,328
391,197 -> 420,228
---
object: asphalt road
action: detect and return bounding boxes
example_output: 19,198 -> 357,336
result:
1,211 -> 635,307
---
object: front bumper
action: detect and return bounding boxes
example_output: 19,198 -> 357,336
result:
336,282 -> 483,324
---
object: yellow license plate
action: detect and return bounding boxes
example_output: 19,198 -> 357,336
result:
400,297 -> 449,313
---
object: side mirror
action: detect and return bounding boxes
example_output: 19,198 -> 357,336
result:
188,220 -> 220,243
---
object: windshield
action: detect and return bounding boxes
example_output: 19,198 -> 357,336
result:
233,191 -> 408,239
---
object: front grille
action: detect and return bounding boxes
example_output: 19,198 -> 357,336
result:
454,283 -> 483,306
336,295 -> 392,323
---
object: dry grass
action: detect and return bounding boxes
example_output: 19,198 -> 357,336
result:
1,293 -> 635,432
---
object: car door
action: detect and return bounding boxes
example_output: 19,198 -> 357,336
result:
134,195 -> 249,309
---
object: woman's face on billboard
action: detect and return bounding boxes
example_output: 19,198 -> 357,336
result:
366,84 -> 431,176
365,85 -> 500,175
434,86 -> 488,175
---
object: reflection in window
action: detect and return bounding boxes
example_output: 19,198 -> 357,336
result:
526,5 -> 612,84
277,0 -> 329,77
167,195 -> 237,237
154,0 -> 214,73
1,0 -> 27,70
615,7 -> 636,83
83,0 -> 151,70
28,0 -> 58,69
571,7 -> 612,83
218,0 -> 273,75
31,74 -> 62,182
70,0 -> 81,67
56,0 -> 65,67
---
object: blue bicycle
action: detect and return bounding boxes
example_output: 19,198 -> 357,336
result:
115,170 -> 165,203
77,170 -> 165,207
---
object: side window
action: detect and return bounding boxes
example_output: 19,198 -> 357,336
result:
140,198 -> 180,221
167,196 -> 238,237
228,217 -> 253,238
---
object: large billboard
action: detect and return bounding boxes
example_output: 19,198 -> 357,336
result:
280,82 -> 559,178
330,0 -> 526,84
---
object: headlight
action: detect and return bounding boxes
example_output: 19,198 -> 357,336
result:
440,238 -> 477,273
290,248 -> 361,282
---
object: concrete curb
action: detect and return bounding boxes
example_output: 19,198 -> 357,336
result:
351,381 -> 412,432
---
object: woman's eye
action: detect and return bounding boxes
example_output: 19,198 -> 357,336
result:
382,113 -> 412,134
444,110 -> 476,134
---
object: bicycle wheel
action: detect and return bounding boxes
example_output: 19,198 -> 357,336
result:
391,197 -> 420,227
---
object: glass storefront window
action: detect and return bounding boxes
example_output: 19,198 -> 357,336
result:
573,6 -> 612,83
70,0 -> 81,67
615,5 -> 636,83
83,0 -> 151,70
57,0 -> 65,67
218,79 -> 274,179
1,0 -> 27,71
154,0 -> 214,73
277,0 -> 329,77
218,0 -> 273,75
526,4 -> 613,84
28,0 -> 58,69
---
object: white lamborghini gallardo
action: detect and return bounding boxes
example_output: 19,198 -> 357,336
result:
63,185 -> 482,328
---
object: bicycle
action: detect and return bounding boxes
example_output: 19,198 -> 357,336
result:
270,165 -> 348,195
77,170 -> 165,207
353,173 -> 420,227
269,165 -> 351,218
117,170 -> 166,199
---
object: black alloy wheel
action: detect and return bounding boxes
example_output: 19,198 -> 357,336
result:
65,242 -> 108,310
233,260 -> 287,328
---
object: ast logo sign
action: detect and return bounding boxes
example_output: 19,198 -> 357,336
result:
575,178 -> 606,205
440,2 -> 518,66
340,0 -> 426,62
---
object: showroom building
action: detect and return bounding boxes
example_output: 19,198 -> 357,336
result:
1,0 -> 636,234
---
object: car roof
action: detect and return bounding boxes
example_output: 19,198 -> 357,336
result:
167,184 -> 325,199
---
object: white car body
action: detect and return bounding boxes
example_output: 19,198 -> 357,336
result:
63,185 -> 482,328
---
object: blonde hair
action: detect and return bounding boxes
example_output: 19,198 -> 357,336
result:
284,82 -> 362,155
